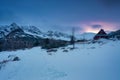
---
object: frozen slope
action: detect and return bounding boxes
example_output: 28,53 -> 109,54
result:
0,40 -> 120,80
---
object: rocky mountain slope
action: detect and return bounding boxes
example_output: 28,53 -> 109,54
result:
0,23 -> 71,41
0,23 -> 70,51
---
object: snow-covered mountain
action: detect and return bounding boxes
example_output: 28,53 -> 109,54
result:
0,23 -> 71,51
44,31 -> 71,40
76,32 -> 96,40
0,23 -> 21,38
0,23 -> 97,41
21,26 -> 42,35
20,26 -> 71,40
0,23 -> 71,41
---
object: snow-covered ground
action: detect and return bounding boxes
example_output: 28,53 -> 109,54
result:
0,40 -> 120,80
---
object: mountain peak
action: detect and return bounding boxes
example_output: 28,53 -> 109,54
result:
9,22 -> 21,31
10,22 -> 18,27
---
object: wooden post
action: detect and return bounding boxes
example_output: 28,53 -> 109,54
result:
70,28 -> 75,49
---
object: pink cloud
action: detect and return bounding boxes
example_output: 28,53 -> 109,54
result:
78,21 -> 120,33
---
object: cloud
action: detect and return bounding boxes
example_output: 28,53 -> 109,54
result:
91,24 -> 102,29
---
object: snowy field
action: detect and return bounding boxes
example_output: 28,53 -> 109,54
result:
0,40 -> 120,80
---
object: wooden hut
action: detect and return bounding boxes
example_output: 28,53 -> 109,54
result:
94,29 -> 108,40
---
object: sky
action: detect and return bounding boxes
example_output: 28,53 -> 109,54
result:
0,0 -> 120,34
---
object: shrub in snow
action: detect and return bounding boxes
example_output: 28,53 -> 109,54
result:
61,47 -> 65,49
47,49 -> 57,52
0,55 -> 20,70
0,60 -> 10,70
13,57 -> 20,61
63,49 -> 68,52
69,47 -> 75,50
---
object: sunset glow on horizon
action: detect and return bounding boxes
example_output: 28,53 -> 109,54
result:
78,21 -> 120,33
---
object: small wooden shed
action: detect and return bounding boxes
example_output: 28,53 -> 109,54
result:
94,29 -> 108,40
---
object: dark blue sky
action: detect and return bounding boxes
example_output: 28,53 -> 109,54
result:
0,0 -> 120,33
